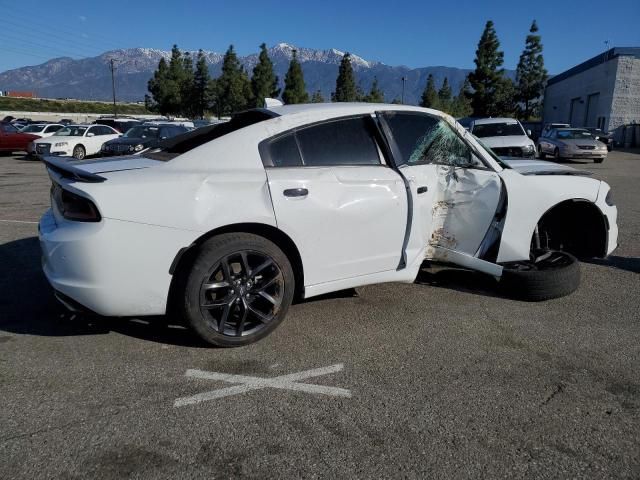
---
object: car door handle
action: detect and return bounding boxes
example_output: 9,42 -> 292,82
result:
283,188 -> 308,198
417,186 -> 428,194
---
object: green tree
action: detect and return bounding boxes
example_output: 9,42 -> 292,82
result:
450,76 -> 473,118
468,21 -> 507,117
282,50 -> 309,104
311,90 -> 325,103
180,51 -> 195,117
251,43 -> 280,107
192,49 -> 211,119
147,57 -> 170,115
332,53 -> 358,102
420,74 -> 439,109
515,20 -> 548,120
165,44 -> 188,115
438,77 -> 452,112
213,45 -> 252,117
365,77 -> 384,103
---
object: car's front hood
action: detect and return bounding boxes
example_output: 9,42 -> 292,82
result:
36,136 -> 80,144
479,136 -> 533,148
502,159 -> 592,176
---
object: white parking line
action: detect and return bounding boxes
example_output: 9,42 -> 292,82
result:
174,363 -> 351,407
0,219 -> 39,224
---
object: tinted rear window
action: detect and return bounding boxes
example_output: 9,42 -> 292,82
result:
296,117 -> 380,166
269,134 -> 303,167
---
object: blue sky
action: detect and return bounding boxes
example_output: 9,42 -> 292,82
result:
1,0 -> 638,73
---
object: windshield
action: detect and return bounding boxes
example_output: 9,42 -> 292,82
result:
556,129 -> 593,140
54,126 -> 87,137
22,125 -> 45,133
125,126 -> 160,138
472,122 -> 525,137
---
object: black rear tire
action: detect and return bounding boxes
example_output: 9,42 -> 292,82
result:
499,251 -> 580,301
180,233 -> 295,347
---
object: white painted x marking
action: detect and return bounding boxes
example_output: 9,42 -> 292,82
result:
174,363 -> 351,407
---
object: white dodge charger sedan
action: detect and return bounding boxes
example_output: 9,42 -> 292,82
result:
32,124 -> 120,159
39,104 -> 618,346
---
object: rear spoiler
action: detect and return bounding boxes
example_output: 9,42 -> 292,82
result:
41,156 -> 106,183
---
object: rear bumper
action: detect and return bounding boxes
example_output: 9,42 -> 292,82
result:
39,209 -> 197,317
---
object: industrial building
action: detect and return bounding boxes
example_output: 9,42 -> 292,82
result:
543,47 -> 640,137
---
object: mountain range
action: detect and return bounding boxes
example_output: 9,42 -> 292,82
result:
0,43 -> 516,105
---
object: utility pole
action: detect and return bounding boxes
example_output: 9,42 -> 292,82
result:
109,58 -> 117,118
401,76 -> 406,104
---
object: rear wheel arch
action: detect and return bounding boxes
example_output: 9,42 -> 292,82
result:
534,199 -> 608,258
168,223 -> 305,313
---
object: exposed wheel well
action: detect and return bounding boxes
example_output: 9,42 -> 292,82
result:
167,223 -> 305,314
534,200 -> 608,258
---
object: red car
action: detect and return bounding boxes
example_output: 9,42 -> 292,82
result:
0,122 -> 41,153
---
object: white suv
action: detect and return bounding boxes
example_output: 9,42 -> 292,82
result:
39,104 -> 618,346
469,117 -> 537,158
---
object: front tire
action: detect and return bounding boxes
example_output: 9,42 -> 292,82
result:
553,148 -> 561,161
538,145 -> 546,159
72,145 -> 86,160
499,251 -> 580,301
180,233 -> 295,347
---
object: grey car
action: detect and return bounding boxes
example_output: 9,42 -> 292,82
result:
537,128 -> 608,163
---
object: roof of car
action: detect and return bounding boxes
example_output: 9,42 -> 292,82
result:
265,102 -> 437,118
471,117 -> 520,125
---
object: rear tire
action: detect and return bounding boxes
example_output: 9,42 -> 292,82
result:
499,251 -> 580,301
72,145 -> 86,160
180,233 -> 295,347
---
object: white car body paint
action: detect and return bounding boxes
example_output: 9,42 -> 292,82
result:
33,124 -> 120,157
38,103 -> 619,317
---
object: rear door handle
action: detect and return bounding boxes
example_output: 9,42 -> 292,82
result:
283,188 -> 308,198
417,186 -> 428,194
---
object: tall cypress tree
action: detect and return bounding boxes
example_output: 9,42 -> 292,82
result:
420,74 -> 439,108
438,77 -> 452,112
181,52 -> 195,117
282,50 -> 309,104
332,53 -> 358,102
147,57 -> 170,115
193,49 -> 211,119
468,21 -> 507,117
365,77 -> 384,103
213,45 -> 252,116
165,44 -> 187,115
516,20 -> 548,120
251,43 -> 280,107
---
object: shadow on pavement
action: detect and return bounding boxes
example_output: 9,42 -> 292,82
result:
0,236 -> 210,348
583,255 -> 640,274
414,265 -> 507,299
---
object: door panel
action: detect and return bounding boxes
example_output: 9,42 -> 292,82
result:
267,166 -> 407,286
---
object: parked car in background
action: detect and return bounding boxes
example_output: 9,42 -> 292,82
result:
468,118 -> 536,158
538,128 -> 608,163
39,103 -> 617,347
100,124 -> 188,156
21,123 -> 64,137
520,121 -> 543,142
0,121 -> 40,153
31,124 -> 120,160
585,127 -> 613,151
93,116 -> 142,133
144,119 -> 195,129
59,119 -> 74,125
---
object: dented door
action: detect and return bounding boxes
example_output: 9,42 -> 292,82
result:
378,111 -> 502,264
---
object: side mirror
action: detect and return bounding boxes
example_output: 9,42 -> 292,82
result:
527,129 -> 532,137
87,132 -> 95,137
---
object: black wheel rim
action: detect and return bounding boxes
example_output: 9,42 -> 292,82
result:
503,251 -> 573,272
198,250 -> 284,337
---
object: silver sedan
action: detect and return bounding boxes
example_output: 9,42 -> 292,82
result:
538,128 -> 608,163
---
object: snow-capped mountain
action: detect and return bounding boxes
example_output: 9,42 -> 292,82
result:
0,44 -> 511,104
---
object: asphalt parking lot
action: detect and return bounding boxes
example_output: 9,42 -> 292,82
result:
1,151 -> 639,479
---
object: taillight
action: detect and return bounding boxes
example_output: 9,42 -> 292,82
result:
51,183 -> 101,222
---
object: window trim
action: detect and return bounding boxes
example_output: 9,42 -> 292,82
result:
259,114 -> 387,168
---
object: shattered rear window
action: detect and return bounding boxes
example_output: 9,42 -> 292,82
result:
142,110 -> 278,161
